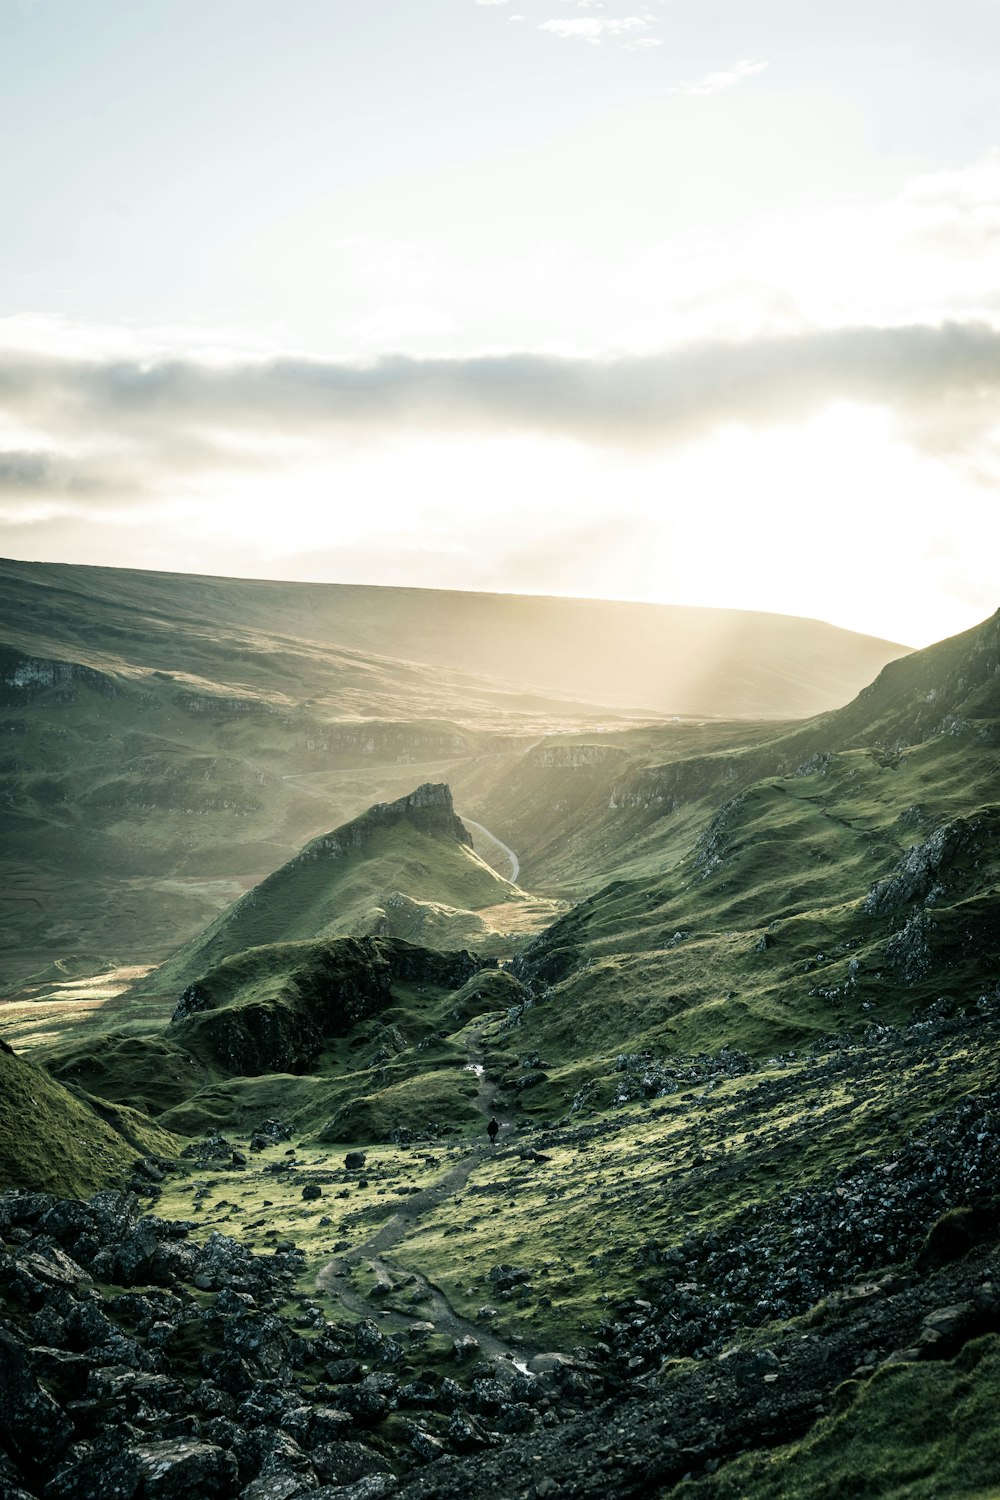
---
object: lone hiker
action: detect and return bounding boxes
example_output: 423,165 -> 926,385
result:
487,1116 -> 499,1146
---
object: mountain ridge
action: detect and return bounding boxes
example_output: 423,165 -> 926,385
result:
129,782 -> 556,1001
0,555 -> 910,718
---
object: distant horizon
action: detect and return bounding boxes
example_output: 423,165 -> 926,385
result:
1,548 -> 926,651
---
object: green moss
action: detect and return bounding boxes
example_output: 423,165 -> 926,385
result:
315,1068 -> 481,1144
0,1040 -> 176,1197
674,1336 -> 1000,1499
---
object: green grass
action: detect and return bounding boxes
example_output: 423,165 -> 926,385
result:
675,1336 -> 1000,1499
507,725 -> 1000,1098
313,1067 -> 482,1143
0,1039 -> 183,1197
154,1137 -> 462,1290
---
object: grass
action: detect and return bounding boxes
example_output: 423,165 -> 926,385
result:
506,725 -> 1000,1097
674,1335 -> 1000,1499
0,1039 -> 183,1197
134,787 -> 560,1001
153,1136 -> 463,1293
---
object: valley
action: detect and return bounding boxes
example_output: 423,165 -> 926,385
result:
1,561 -> 998,1499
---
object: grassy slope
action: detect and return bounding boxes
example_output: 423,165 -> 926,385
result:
131,783 -> 558,1001
0,556 -> 909,718
676,1336 -> 1000,1500
0,1038 -> 182,1196
508,755 -> 998,1113
463,611 -> 1000,1097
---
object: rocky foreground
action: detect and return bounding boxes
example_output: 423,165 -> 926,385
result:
3,1051 -> 1000,1499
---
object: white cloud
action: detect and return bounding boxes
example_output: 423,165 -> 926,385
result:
539,17 -> 651,42
5,320 -> 1000,518
672,58 -> 768,96
893,149 -> 1000,257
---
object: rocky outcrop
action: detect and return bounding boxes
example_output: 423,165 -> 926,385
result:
293,785 -> 472,866
609,753 -> 746,814
528,744 -> 627,770
0,650 -> 118,707
170,938 -> 483,1078
863,816 -> 985,915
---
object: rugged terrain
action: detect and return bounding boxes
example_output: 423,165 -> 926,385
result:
0,557 -> 906,992
1,565 -> 998,1498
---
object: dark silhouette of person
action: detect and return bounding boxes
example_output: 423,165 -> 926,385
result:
487,1116 -> 499,1146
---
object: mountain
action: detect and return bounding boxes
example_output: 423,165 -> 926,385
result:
0,556 -> 909,718
0,558 -> 907,991
4,576 -> 1000,1500
132,783 -> 558,1001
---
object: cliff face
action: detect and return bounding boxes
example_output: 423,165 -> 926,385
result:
168,935 -> 482,1077
0,649 -> 119,706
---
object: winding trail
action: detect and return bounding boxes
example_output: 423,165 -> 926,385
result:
316,1027 -> 534,1369
462,818 -> 520,885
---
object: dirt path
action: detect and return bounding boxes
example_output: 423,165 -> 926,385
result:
316,1026 -> 535,1368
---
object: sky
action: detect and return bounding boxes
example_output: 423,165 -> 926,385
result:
3,1 -> 1000,647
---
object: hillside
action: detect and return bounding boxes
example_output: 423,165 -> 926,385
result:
453,607 -> 1000,896
2,589 -> 999,1500
0,557 -> 909,718
133,782 -> 558,1001
0,1036 -> 181,1197
501,609 -> 1000,1101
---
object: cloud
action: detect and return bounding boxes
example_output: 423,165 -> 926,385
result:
671,58 -> 768,95
893,149 -> 1000,257
4,321 -> 1000,514
0,449 -> 112,499
539,17 -> 652,42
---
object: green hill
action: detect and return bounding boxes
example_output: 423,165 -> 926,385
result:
133,783 -> 557,1001
498,610 -> 1000,1112
0,1036 -> 180,1197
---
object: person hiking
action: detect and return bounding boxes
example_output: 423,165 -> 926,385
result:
487,1116 -> 499,1146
